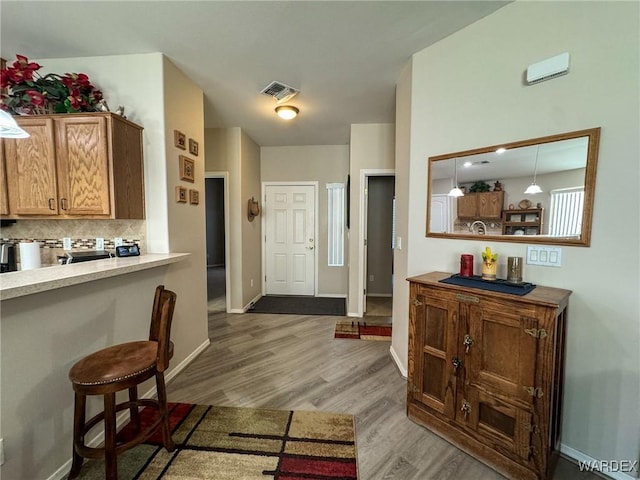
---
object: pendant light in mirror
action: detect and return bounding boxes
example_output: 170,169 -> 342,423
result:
448,158 -> 464,197
524,145 -> 543,194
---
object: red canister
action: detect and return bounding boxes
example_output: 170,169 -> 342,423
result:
460,254 -> 474,277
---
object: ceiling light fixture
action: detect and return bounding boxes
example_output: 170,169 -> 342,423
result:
275,105 -> 299,120
524,145 -> 543,194
0,110 -> 29,138
448,158 -> 464,197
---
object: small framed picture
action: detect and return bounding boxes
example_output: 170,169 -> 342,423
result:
175,186 -> 187,203
174,130 -> 186,150
189,189 -> 200,205
188,138 -> 199,156
179,155 -> 195,182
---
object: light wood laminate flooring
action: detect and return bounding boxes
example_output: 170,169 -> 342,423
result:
167,311 -> 599,480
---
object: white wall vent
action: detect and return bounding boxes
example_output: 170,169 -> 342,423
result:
526,53 -> 570,85
260,81 -> 299,102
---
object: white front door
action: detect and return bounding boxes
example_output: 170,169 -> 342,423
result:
265,184 -> 315,295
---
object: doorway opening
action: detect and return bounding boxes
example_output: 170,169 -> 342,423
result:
205,175 -> 229,313
363,174 -> 395,320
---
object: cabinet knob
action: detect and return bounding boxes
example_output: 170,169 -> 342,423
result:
463,334 -> 474,353
452,357 -> 463,370
461,400 -> 471,419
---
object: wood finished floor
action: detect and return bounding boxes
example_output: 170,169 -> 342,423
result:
167,311 -> 599,480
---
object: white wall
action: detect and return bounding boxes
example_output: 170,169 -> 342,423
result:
241,130 -> 262,305
261,145 -> 350,296
4,53 -> 210,479
204,127 -> 262,311
348,124 -> 395,315
400,1 -> 639,470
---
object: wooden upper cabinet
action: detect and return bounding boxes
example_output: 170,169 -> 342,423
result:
4,117 -> 59,215
2,113 -> 144,219
55,116 -> 111,216
457,191 -> 504,219
0,140 -> 9,216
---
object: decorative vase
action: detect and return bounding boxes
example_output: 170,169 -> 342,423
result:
482,261 -> 497,281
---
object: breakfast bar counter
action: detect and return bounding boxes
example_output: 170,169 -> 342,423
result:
0,253 -> 190,301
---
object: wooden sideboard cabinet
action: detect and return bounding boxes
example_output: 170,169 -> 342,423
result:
457,191 -> 504,219
407,272 -> 571,480
1,113 -> 144,219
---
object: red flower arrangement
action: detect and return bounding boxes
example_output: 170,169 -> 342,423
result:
0,55 -> 104,115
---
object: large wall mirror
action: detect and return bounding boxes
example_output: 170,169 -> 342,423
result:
426,127 -> 600,246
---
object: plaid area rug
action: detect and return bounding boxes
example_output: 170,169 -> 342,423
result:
334,320 -> 392,341
74,403 -> 358,479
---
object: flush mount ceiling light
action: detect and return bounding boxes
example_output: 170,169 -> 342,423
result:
275,105 -> 299,120
0,110 -> 29,138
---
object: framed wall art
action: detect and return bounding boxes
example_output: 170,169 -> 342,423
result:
179,155 -> 195,182
174,130 -> 186,150
188,138 -> 199,156
175,186 -> 187,203
189,189 -> 200,205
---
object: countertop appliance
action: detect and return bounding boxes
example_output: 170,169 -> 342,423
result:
64,250 -> 114,264
0,242 -> 17,272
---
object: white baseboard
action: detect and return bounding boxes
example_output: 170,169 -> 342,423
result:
347,312 -> 361,318
316,293 -> 347,298
47,339 -> 211,480
560,444 -> 639,480
389,345 -> 407,378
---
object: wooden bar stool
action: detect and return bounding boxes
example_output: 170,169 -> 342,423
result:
67,285 -> 177,480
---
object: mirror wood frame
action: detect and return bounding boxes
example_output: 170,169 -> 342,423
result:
426,127 -> 601,247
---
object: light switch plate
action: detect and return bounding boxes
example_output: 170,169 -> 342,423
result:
527,246 -> 562,267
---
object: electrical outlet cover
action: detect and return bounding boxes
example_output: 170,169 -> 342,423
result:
63,237 -> 72,251
96,237 -> 105,250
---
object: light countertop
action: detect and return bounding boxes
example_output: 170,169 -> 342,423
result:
0,253 -> 190,301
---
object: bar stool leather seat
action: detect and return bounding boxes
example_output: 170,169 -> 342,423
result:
67,286 -> 177,480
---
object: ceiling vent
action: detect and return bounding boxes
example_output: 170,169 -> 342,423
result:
260,81 -> 299,102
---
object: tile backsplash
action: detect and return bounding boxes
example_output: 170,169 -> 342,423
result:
0,219 -> 146,265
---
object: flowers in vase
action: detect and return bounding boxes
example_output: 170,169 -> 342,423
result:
481,246 -> 498,263
1,55 -> 104,115
481,246 -> 498,281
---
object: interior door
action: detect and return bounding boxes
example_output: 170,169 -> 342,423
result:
430,194 -> 452,233
265,184 -> 315,295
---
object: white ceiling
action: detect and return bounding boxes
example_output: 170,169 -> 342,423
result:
1,1 -> 509,147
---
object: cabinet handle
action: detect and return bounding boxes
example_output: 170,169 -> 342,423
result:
60,198 -> 67,210
48,198 -> 55,211
463,334 -> 474,353
461,400 -> 471,419
452,357 -> 463,370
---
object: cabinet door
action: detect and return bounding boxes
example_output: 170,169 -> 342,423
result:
5,118 -> 59,215
55,116 -> 111,216
477,192 -> 503,219
458,386 -> 534,461
0,141 -> 8,215
465,301 -> 538,403
409,288 -> 459,418
457,195 -> 477,218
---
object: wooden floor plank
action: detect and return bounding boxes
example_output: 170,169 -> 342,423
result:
167,311 -> 599,480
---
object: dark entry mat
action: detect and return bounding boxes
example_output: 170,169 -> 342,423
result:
439,274 -> 536,296
250,295 -> 347,316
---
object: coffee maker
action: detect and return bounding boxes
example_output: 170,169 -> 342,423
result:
0,242 -> 17,273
